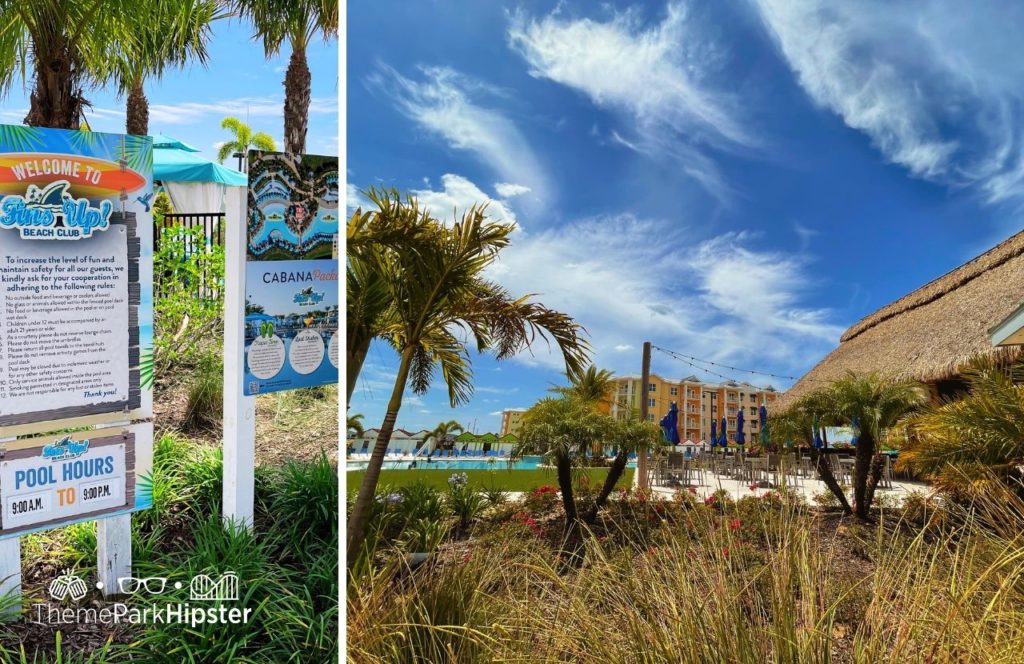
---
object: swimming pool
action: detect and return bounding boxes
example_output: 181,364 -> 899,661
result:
345,455 -> 638,472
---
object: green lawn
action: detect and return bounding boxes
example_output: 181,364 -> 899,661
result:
346,467 -> 635,493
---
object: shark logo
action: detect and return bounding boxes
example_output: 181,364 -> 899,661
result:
0,179 -> 112,239
293,286 -> 324,306
42,436 -> 90,461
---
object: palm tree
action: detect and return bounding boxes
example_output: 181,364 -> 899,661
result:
583,415 -> 659,525
232,0 -> 338,155
345,204 -> 590,564
346,412 -> 365,440
770,391 -> 851,514
551,365 -> 616,408
828,371 -> 925,519
422,420 -> 463,456
899,357 -> 1024,497
116,1 -> 225,136
217,117 -> 276,169
0,1 -> 133,128
346,189 -> 435,401
515,397 -> 609,545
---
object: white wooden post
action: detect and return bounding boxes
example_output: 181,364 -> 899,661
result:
0,537 -> 21,621
96,514 -> 132,598
222,186 -> 256,528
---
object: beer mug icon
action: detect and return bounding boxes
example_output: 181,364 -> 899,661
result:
49,571 -> 89,602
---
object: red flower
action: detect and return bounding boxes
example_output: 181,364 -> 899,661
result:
461,554 -> 471,563
748,483 -> 758,490
705,496 -> 716,506
730,518 -> 741,531
722,547 -> 730,557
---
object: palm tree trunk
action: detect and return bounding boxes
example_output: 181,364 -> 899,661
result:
555,453 -> 579,542
24,42 -> 83,129
346,337 -> 372,402
863,453 -> 885,515
853,434 -> 874,519
126,80 -> 149,136
283,45 -> 310,155
584,451 -> 628,524
811,447 -> 852,514
346,346 -> 413,566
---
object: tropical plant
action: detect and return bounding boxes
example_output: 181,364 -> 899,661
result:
347,412 -> 366,440
584,415 -> 659,524
551,365 -> 616,408
232,0 -> 338,155
346,188 -> 436,400
422,419 -> 463,456
345,203 -> 589,564
828,371 -> 925,518
770,390 -> 852,514
115,1 -> 225,135
0,1 -> 132,128
899,357 -> 1024,496
514,397 -> 611,547
216,116 -> 276,168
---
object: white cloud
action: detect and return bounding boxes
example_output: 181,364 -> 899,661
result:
489,214 -> 842,381
368,65 -> 549,206
494,182 -> 531,198
410,174 -> 518,226
508,2 -> 754,198
148,95 -> 336,127
752,0 -> 1024,203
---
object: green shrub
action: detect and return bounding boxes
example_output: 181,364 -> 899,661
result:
182,351 -> 223,432
446,483 -> 486,528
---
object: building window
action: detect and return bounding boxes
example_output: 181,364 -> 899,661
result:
670,386 -> 678,396
648,398 -> 656,408
646,414 -> 654,422
648,383 -> 656,393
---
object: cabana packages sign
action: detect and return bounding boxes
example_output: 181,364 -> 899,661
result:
0,125 -> 154,537
242,151 -> 339,395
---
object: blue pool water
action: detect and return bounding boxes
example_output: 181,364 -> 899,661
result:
345,455 -> 638,472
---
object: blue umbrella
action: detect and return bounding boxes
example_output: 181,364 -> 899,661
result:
659,402 -> 680,445
759,404 -> 769,445
720,416 -> 728,448
709,419 -> 718,449
850,415 -> 860,447
736,409 -> 746,446
812,415 -> 824,449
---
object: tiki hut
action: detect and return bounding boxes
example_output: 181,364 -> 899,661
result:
776,228 -> 1024,411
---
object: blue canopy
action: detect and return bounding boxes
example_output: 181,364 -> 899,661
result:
659,402 -> 680,445
719,416 -> 728,447
736,409 -> 746,446
709,419 -> 717,448
813,415 -> 824,449
153,134 -> 247,186
850,415 -> 860,447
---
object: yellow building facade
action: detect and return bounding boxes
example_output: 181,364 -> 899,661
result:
499,408 -> 527,436
608,374 -> 780,444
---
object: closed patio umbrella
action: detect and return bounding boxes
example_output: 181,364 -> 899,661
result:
659,402 -> 680,445
736,409 -> 745,447
710,419 -> 718,449
720,416 -> 728,448
850,415 -> 860,447
759,404 -> 769,447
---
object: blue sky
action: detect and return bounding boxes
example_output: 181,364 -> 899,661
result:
347,0 -> 1024,434
0,18 -> 338,163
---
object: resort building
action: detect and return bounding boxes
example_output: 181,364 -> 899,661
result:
500,408 -> 527,436
607,375 -> 780,444
777,228 -> 1024,409
348,428 -> 429,454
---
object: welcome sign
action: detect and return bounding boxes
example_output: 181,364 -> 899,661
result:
0,126 -> 154,432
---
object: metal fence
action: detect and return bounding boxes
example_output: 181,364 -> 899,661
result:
154,212 -> 225,301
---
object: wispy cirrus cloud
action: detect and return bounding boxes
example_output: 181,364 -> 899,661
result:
367,64 -> 549,207
752,0 -> 1024,203
488,214 -> 842,383
148,95 -> 337,126
410,174 -> 518,226
508,2 -> 756,199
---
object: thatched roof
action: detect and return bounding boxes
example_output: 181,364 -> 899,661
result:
776,228 -> 1024,411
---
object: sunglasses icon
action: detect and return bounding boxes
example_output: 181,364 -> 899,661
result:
118,577 -> 167,595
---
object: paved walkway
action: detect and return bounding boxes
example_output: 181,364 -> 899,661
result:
644,468 -> 929,505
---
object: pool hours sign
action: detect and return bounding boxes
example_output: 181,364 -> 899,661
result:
0,435 -> 128,532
